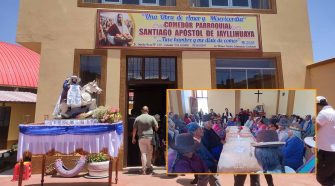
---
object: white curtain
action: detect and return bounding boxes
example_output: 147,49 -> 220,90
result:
197,98 -> 209,114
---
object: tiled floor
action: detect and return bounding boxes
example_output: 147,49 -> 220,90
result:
0,168 -> 320,186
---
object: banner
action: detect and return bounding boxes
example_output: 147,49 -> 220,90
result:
96,10 -> 261,50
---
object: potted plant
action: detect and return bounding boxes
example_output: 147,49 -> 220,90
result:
86,153 -> 109,177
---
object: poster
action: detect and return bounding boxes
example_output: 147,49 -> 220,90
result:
96,10 -> 261,50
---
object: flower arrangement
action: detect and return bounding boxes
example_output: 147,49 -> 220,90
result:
92,106 -> 122,123
86,153 -> 109,163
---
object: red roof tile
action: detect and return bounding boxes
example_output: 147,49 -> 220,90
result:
0,42 -> 40,88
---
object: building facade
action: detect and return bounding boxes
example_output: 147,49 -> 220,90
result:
0,42 -> 39,150
306,58 -> 335,106
16,0 -> 313,168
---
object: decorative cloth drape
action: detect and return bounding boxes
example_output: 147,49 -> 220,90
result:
17,121 -> 123,161
190,97 -> 198,114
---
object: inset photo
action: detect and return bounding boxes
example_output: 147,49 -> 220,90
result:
167,89 -> 316,174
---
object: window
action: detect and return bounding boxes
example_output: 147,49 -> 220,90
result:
83,0 -> 176,6
195,90 -> 209,113
216,58 -> 277,89
210,0 -> 251,8
102,0 -> 121,4
127,57 -> 176,82
0,107 -> 10,149
140,0 -> 158,5
79,55 -> 103,104
191,0 -> 270,9
144,57 -> 159,79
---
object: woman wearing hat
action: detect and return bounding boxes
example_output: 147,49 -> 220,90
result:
187,122 -> 222,186
276,118 -> 290,142
202,115 -> 223,161
251,130 -> 295,173
170,133 -> 208,173
282,123 -> 304,170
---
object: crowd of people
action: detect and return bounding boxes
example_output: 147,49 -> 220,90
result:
167,108 -> 316,185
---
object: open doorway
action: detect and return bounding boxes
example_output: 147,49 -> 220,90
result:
0,107 -> 11,149
126,56 -> 177,167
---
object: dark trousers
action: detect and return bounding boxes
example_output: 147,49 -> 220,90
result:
234,174 -> 273,186
317,150 -> 335,186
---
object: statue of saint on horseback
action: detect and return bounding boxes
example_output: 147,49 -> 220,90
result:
53,76 -> 102,119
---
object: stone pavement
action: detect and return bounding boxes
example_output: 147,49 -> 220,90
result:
0,168 -> 320,186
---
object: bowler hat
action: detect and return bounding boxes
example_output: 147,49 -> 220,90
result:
277,118 -> 290,127
69,75 -> 81,83
251,130 -> 285,147
174,133 -> 200,154
304,136 -> 316,148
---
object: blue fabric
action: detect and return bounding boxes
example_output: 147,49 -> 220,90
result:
282,136 -> 304,170
302,120 -> 315,138
19,122 -> 123,136
227,121 -> 236,127
196,143 -> 217,172
297,155 -> 315,173
210,145 -> 223,161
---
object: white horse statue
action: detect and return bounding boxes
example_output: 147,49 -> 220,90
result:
53,80 -> 102,119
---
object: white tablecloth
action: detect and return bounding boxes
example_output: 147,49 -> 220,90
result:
17,121 -> 123,160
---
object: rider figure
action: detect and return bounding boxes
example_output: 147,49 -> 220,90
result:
60,76 -> 81,104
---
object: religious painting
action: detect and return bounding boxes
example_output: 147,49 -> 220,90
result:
167,89 -> 316,174
98,12 -> 135,47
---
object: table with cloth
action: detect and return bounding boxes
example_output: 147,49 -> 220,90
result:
217,126 -> 261,173
16,120 -> 123,186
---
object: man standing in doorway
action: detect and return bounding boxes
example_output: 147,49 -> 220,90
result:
132,106 -> 159,175
316,96 -> 335,186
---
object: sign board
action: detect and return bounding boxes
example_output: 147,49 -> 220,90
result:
96,10 -> 261,50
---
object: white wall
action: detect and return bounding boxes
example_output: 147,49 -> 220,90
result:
240,90 -> 278,117
293,90 -> 316,117
207,90 -> 235,115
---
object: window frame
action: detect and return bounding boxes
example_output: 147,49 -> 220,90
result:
78,0 -> 277,14
126,56 -> 177,84
101,0 -> 122,4
215,67 -> 277,89
209,0 -> 252,9
210,52 -> 284,89
73,49 -> 107,106
195,90 -> 208,98
140,0 -> 159,6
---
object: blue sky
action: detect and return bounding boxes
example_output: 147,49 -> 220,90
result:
0,0 -> 334,62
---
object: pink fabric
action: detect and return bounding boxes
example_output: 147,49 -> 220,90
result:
184,118 -> 191,124
212,124 -> 222,133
